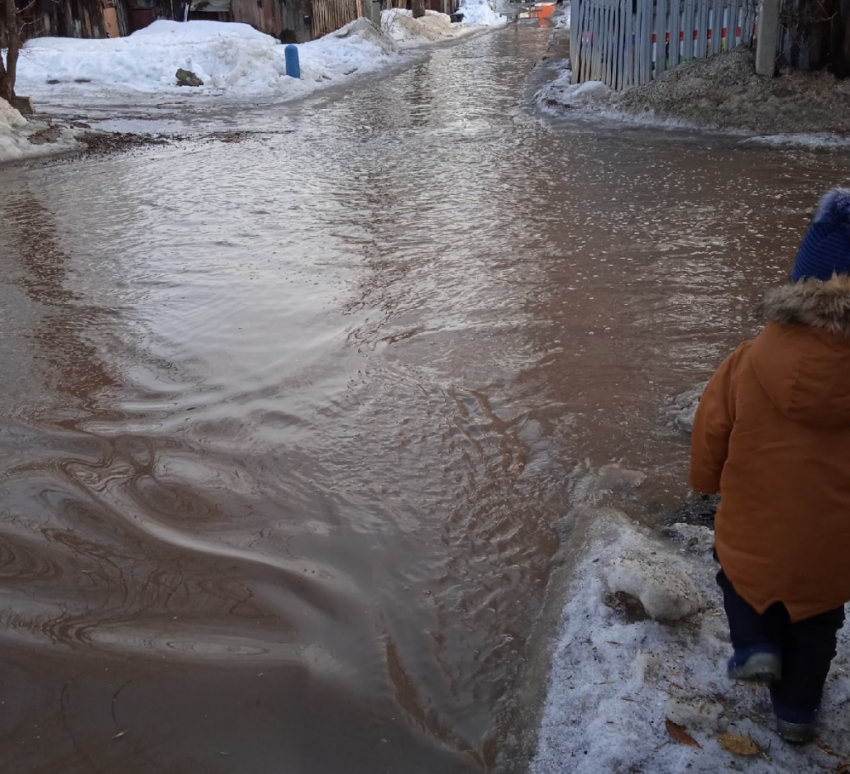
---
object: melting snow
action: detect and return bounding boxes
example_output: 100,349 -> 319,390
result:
532,471 -> 850,773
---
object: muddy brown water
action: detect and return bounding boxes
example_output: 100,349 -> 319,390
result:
2,22 -> 850,774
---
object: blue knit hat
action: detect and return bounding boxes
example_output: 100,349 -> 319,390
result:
791,188 -> 850,282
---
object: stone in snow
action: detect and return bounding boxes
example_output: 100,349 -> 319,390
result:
603,538 -> 702,622
176,68 -> 204,87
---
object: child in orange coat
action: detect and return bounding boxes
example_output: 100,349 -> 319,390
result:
691,189 -> 850,744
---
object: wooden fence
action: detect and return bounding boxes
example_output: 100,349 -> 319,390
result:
570,0 -> 758,89
311,0 -> 363,37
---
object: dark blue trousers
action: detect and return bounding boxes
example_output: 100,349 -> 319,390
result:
717,569 -> 845,721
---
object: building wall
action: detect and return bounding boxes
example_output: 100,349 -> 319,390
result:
15,0 -> 460,45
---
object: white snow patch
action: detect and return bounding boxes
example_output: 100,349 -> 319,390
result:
0,97 -> 27,129
537,66 -> 612,108
532,504 -> 850,773
456,0 -> 508,27
13,16 -> 493,108
0,96 -> 80,164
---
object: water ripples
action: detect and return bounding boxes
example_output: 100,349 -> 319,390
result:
3,22 -> 850,774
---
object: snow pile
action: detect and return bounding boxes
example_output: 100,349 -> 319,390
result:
615,46 -> 850,135
537,64 -> 611,108
457,0 -> 508,27
0,97 -> 30,162
301,18 -> 399,81
532,478 -> 850,773
379,9 -> 496,48
603,537 -> 701,622
13,16 -> 486,105
538,46 -> 850,140
0,97 -> 27,130
0,96 -> 80,164
16,21 -> 291,97
381,10 -> 458,45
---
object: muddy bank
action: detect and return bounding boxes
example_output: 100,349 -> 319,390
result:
3,124 -> 276,167
539,46 -> 850,138
0,99 -> 167,167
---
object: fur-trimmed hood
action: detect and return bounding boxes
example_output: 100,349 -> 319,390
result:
750,275 -> 850,426
759,274 -> 850,337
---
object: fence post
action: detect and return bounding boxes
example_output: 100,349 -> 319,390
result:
755,0 -> 779,75
571,0 -> 580,83
729,0 -> 740,47
670,0 -> 681,65
656,0 -> 668,73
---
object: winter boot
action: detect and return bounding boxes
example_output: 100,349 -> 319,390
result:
772,698 -> 819,745
776,718 -> 817,745
727,645 -> 782,682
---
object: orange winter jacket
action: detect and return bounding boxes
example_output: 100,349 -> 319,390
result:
690,276 -> 850,621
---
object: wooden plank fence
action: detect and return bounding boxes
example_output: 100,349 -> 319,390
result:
570,0 -> 758,88
312,0 -> 362,38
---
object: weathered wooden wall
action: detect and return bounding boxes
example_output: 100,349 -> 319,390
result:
230,0 -> 280,35
311,0 -> 359,37
11,0 -> 461,46
280,0 -> 315,41
18,0 -> 122,39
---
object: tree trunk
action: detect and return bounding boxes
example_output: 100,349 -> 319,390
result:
411,0 -> 425,18
0,0 -> 21,103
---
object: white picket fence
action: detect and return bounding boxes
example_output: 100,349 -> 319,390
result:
569,0 -> 758,89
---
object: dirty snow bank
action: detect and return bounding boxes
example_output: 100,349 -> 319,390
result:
531,466 -> 850,774
380,9 -> 484,47
0,96 -> 80,164
552,1 -> 570,29
0,97 -> 27,131
538,47 -> 850,142
13,15 -> 490,106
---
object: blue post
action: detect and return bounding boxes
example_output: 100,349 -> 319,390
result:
285,45 -> 301,79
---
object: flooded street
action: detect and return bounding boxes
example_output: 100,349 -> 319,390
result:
2,22 -> 850,774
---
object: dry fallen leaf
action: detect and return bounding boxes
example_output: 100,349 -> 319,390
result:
665,718 -> 702,748
718,732 -> 762,756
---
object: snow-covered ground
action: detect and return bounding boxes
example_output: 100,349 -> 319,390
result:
12,15 -> 491,105
0,12 -> 506,164
531,461 -> 850,773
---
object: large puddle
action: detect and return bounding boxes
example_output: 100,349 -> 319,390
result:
1,22 -> 850,773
